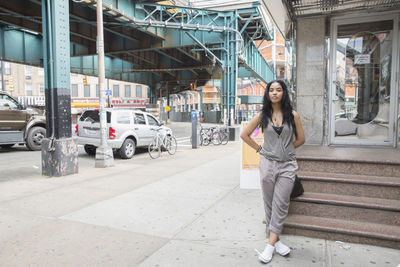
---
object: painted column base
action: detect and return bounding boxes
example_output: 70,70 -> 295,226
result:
41,138 -> 79,177
95,145 -> 114,168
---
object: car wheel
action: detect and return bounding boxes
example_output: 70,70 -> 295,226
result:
84,145 -> 96,155
118,138 -> 136,159
26,126 -> 46,151
0,144 -> 15,149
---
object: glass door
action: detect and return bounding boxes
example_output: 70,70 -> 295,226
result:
329,13 -> 399,146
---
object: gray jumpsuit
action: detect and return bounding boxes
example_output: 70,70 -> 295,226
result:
259,122 -> 298,234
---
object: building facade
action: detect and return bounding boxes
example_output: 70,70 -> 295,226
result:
0,61 -> 149,108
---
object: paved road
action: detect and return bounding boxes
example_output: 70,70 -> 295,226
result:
0,121 -> 221,182
0,131 -> 399,266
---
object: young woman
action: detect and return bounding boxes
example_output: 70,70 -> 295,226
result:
240,80 -> 305,264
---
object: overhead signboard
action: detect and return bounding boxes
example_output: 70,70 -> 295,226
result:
111,98 -> 146,108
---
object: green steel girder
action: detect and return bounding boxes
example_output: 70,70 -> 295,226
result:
0,0 -> 275,123
0,26 -> 42,65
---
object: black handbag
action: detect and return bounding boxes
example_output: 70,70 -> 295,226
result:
290,175 -> 304,198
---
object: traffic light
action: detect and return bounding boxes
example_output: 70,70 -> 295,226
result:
8,77 -> 13,92
83,76 -> 88,86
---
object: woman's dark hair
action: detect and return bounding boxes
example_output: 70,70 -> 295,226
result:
260,80 -> 297,137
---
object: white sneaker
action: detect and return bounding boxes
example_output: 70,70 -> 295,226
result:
274,240 -> 290,256
255,244 -> 275,263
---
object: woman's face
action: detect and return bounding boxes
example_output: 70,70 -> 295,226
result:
269,82 -> 283,104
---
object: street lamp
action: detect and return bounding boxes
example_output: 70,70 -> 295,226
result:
95,0 -> 114,168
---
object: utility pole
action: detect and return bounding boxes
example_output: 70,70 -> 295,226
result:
95,0 -> 114,168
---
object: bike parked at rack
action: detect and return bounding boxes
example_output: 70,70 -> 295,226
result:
191,123 -> 229,146
148,127 -> 177,159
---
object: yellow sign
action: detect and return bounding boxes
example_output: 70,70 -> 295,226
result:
83,76 -> 88,86
165,105 -> 171,112
242,122 -> 263,170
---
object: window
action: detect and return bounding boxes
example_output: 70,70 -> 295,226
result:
133,113 -> 146,125
0,94 -> 19,110
147,115 -> 159,126
136,85 -> 142,97
26,84 -> 33,96
125,85 -> 131,97
84,85 -> 90,97
117,112 -> 131,124
71,84 -> 78,97
113,85 -> 120,97
4,62 -> 10,75
79,110 -> 111,123
96,84 -> 99,98
39,84 -> 45,96
25,66 -> 32,79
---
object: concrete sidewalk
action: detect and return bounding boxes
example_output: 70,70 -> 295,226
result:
0,142 -> 398,266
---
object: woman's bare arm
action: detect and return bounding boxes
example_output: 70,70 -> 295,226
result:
292,110 -> 305,148
240,113 -> 262,151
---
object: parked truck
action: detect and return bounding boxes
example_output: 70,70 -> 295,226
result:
0,92 -> 46,150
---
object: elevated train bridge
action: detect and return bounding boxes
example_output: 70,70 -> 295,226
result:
0,0 -> 274,125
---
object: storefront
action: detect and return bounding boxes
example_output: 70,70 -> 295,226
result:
328,13 -> 398,146
266,1 -> 400,147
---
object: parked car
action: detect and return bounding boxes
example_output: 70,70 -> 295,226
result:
0,92 -> 46,150
76,109 -> 172,159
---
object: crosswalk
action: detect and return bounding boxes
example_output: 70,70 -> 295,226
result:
175,136 -> 192,147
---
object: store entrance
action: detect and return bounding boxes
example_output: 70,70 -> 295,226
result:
329,13 -> 399,146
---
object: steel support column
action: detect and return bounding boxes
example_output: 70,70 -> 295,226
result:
41,0 -> 78,177
221,11 -> 238,126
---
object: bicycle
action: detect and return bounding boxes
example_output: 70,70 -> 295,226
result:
190,122 -> 211,146
217,126 -> 229,145
201,126 -> 222,146
190,123 -> 227,146
148,128 -> 177,159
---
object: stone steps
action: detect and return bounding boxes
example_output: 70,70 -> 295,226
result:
289,192 -> 400,225
284,215 -> 400,249
297,158 -> 400,177
285,155 -> 400,249
297,171 -> 400,200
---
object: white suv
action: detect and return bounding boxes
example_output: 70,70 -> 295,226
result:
76,109 -> 172,159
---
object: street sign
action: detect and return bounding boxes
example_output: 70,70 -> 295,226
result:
105,89 -> 112,96
165,105 -> 171,112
